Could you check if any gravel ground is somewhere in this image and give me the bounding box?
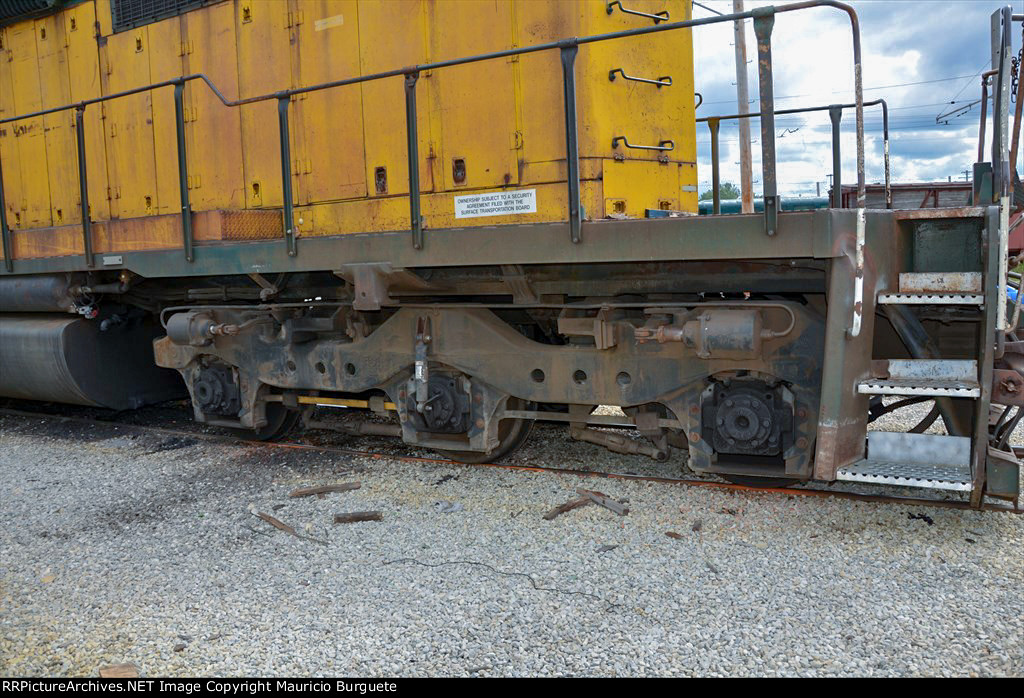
[0,404,1022,677]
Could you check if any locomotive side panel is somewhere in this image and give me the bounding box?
[0,0,697,258]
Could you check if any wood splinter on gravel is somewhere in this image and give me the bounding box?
[333,511,382,524]
[289,482,361,498]
[254,511,327,545]
[98,664,139,678]
[543,495,592,520]
[576,488,629,516]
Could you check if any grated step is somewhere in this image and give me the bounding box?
[858,359,980,397]
[836,432,973,491]
[877,292,983,306]
[836,459,972,491]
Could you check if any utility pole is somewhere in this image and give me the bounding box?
[733,0,754,213]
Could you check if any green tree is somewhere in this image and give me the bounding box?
[699,182,741,201]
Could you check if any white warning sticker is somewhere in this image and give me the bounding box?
[314,14,344,31]
[454,188,537,219]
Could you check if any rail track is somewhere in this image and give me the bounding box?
[0,404,1020,515]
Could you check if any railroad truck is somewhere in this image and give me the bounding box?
[0,0,1020,508]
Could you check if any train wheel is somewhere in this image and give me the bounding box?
[446,398,535,464]
[232,403,300,442]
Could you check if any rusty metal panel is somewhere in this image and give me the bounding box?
[34,15,78,228]
[0,26,26,233]
[427,0,518,191]
[146,16,184,217]
[184,1,244,212]
[6,20,50,228]
[356,0,432,197]
[235,0,291,209]
[293,0,367,204]
[65,2,110,223]
[899,271,983,293]
[101,27,158,219]
[216,210,284,240]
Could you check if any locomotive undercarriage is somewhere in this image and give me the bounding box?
[0,207,1019,501]
[142,261,827,484]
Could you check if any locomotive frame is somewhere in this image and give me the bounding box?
[0,1,1020,507]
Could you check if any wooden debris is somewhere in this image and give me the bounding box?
[333,511,382,524]
[665,531,683,540]
[289,482,361,498]
[576,488,629,516]
[98,664,138,679]
[256,512,298,536]
[543,496,592,520]
[254,511,328,545]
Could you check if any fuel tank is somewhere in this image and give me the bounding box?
[0,314,184,409]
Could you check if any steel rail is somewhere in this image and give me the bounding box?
[0,1,864,270]
[0,406,1017,515]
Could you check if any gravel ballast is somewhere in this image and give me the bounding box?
[0,409,1022,677]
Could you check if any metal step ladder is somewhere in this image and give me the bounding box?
[838,271,986,492]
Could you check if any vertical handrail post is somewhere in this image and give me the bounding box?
[880,99,891,208]
[277,95,297,257]
[560,43,582,244]
[992,7,1013,334]
[75,105,94,267]
[404,72,423,250]
[978,74,990,164]
[174,81,194,263]
[0,149,11,272]
[708,118,721,215]
[752,8,777,236]
[828,105,843,208]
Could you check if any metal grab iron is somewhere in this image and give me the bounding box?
[608,68,673,87]
[606,1,669,24]
[612,136,675,151]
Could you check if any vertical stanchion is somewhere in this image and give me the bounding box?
[0,151,11,272]
[752,9,777,235]
[828,105,843,208]
[277,96,296,257]
[561,44,582,244]
[709,118,721,215]
[174,81,194,263]
[75,106,94,267]
[405,73,423,250]
[880,100,891,209]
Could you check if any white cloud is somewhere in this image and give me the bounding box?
[691,0,1021,197]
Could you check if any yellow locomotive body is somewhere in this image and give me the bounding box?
[0,0,697,261]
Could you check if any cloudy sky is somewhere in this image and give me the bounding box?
[691,0,1024,197]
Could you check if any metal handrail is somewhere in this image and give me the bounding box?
[697,98,890,213]
[0,0,865,273]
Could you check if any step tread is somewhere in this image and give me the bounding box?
[857,378,981,397]
[860,359,980,397]
[898,271,982,294]
[877,292,984,305]
[837,459,972,491]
